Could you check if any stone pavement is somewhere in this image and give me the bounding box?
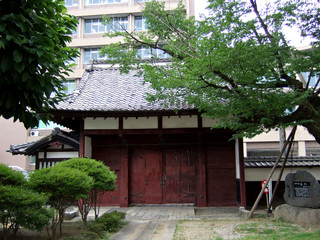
[85,205,241,240]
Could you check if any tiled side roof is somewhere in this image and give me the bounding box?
[8,128,79,155]
[56,68,194,112]
[245,156,320,168]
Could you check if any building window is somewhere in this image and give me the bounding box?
[65,0,78,7]
[134,16,148,31]
[63,80,76,94]
[106,17,128,32]
[84,48,108,63]
[85,17,128,34]
[30,156,36,165]
[137,46,170,59]
[85,0,128,5]
[85,19,106,34]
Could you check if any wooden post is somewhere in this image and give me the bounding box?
[79,118,85,158]
[120,146,129,207]
[197,145,207,207]
[238,138,247,207]
[267,131,296,212]
[247,126,297,218]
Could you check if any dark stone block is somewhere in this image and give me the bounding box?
[284,170,320,209]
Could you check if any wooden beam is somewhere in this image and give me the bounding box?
[197,144,207,207]
[120,146,129,207]
[79,118,85,158]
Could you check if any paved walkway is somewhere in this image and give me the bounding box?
[85,205,241,240]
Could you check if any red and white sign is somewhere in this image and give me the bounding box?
[261,179,269,193]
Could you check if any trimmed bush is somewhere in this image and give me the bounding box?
[87,211,126,233]
[56,158,117,223]
[0,163,26,186]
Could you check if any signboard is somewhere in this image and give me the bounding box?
[261,179,269,193]
[294,182,311,198]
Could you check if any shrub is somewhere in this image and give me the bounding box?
[28,165,94,240]
[87,211,126,233]
[56,158,117,223]
[0,163,26,186]
[0,185,52,238]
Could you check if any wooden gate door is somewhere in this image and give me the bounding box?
[163,149,196,204]
[92,147,121,206]
[206,146,236,206]
[129,149,162,204]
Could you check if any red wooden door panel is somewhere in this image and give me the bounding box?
[163,149,196,204]
[145,150,162,203]
[206,146,236,206]
[129,149,162,204]
[92,147,121,206]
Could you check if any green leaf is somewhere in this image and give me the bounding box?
[13,50,23,63]
[1,57,11,72]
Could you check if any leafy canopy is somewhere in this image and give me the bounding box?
[102,0,320,142]
[0,0,78,128]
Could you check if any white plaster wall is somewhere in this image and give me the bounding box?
[163,115,198,128]
[85,136,92,158]
[46,152,78,159]
[84,117,118,129]
[202,116,218,128]
[124,117,157,129]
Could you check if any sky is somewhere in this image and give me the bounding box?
[193,0,312,47]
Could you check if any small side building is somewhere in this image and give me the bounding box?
[8,128,79,169]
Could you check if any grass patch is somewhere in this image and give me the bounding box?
[173,218,320,240]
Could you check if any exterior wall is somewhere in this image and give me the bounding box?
[245,167,320,182]
[0,117,29,170]
[65,0,195,79]
[36,148,79,169]
[243,126,320,157]
[83,114,244,207]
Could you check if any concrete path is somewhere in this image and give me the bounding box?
[85,205,241,240]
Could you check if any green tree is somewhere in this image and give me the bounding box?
[102,0,320,142]
[57,158,117,223]
[0,0,78,128]
[28,166,94,240]
[0,164,26,186]
[0,164,52,240]
[0,185,52,240]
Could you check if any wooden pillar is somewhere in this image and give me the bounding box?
[35,153,40,170]
[197,144,207,207]
[79,118,85,158]
[120,146,129,207]
[238,138,246,207]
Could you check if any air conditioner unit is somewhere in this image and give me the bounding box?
[30,130,39,137]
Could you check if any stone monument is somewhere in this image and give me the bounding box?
[284,170,320,209]
[274,170,320,226]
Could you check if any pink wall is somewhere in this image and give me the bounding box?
[0,117,29,170]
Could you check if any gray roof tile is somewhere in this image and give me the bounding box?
[56,68,194,112]
[245,156,320,168]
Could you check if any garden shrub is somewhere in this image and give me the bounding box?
[0,163,26,186]
[0,169,52,239]
[87,211,126,233]
[28,165,94,240]
[57,158,117,223]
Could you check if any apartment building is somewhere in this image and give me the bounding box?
[64,0,195,79]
